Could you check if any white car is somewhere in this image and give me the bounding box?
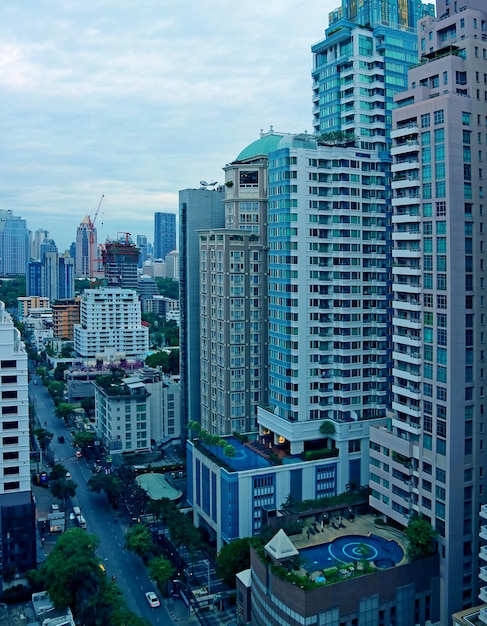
[145,591,160,608]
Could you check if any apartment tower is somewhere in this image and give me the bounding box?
[369,0,487,620]
[154,212,176,260]
[0,301,36,581]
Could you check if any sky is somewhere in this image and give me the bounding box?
[0,0,337,251]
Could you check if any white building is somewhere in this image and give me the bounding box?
[74,288,148,359]
[0,301,36,579]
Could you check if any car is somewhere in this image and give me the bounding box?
[75,450,83,458]
[145,591,160,608]
[65,472,71,480]
[98,563,106,572]
[58,435,65,443]
[33,380,38,385]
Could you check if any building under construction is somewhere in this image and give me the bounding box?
[102,236,140,290]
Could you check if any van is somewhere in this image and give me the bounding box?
[78,515,87,529]
[72,506,81,517]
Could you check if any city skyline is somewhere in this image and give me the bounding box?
[0,0,338,250]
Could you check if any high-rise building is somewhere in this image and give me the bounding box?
[30,229,49,260]
[74,288,148,358]
[179,189,225,432]
[26,260,42,297]
[75,215,97,278]
[198,137,279,435]
[0,301,36,580]
[52,299,80,340]
[58,253,75,300]
[136,235,148,268]
[40,239,59,304]
[154,212,176,259]
[369,0,487,619]
[0,211,29,277]
[102,239,140,290]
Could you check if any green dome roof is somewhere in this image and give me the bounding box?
[235,133,284,162]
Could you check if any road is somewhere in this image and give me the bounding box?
[30,375,175,625]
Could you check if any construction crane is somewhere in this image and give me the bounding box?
[117,231,131,245]
[89,195,104,280]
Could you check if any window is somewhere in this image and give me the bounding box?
[0,360,16,369]
[421,113,431,128]
[434,110,444,124]
[4,481,20,491]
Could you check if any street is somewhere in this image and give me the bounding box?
[30,375,180,625]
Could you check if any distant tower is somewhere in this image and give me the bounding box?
[75,215,97,278]
[26,260,42,297]
[30,229,49,260]
[102,238,140,290]
[136,235,148,268]
[0,210,29,276]
[154,212,176,259]
[58,253,75,300]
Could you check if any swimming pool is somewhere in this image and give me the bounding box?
[300,534,404,572]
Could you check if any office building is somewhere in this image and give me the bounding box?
[75,215,97,278]
[30,229,49,260]
[0,211,29,277]
[102,239,140,290]
[58,253,75,300]
[179,188,225,431]
[0,301,36,581]
[136,235,148,267]
[26,260,42,297]
[165,250,180,280]
[74,288,148,359]
[369,0,487,620]
[154,212,176,259]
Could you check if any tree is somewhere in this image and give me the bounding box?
[55,402,76,423]
[0,276,26,309]
[216,538,254,586]
[47,380,65,402]
[406,513,438,561]
[145,351,170,370]
[72,430,96,451]
[34,427,53,451]
[80,397,95,416]
[319,420,336,436]
[148,556,175,595]
[50,476,77,510]
[88,473,122,505]
[53,363,69,381]
[39,529,102,610]
[148,497,176,527]
[155,277,179,300]
[124,525,155,563]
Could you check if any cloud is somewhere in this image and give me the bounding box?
[0,0,333,248]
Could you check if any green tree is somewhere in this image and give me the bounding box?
[319,420,336,436]
[47,380,65,402]
[163,322,179,347]
[88,473,122,505]
[0,276,26,309]
[40,529,102,610]
[34,427,53,451]
[148,497,176,527]
[55,402,76,423]
[145,351,170,370]
[148,556,175,595]
[53,363,70,381]
[216,537,253,586]
[124,525,155,563]
[50,476,77,510]
[80,397,95,416]
[155,277,179,300]
[72,430,96,450]
[406,513,438,561]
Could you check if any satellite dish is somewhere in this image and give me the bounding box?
[200,180,209,186]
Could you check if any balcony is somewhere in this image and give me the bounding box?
[480,607,487,625]
[481,504,487,520]
[479,545,487,561]
[480,587,487,603]
[481,525,487,541]
[391,125,419,139]
[480,566,487,583]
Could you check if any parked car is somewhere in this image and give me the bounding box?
[75,450,83,458]
[58,435,65,443]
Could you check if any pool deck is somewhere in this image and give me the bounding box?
[289,513,407,560]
